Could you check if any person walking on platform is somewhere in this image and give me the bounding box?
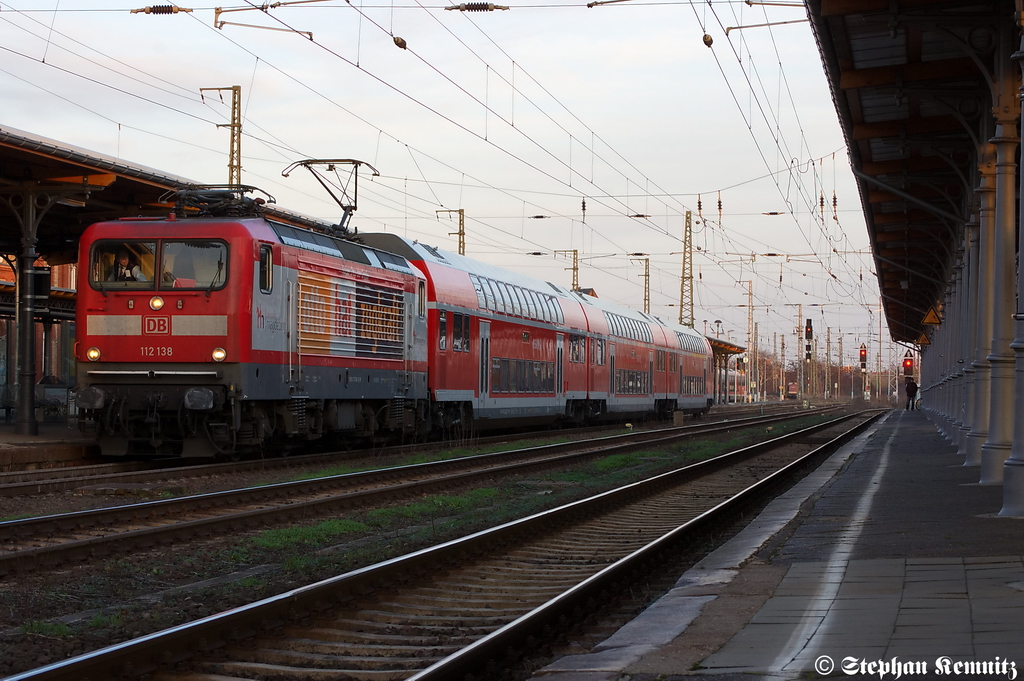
[904,377,918,410]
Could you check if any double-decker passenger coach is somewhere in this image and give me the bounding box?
[361,234,714,432]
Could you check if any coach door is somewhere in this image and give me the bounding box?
[649,351,655,397]
[556,333,565,397]
[609,343,616,395]
[478,322,490,409]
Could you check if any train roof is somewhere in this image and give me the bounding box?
[267,220,418,278]
[360,233,710,350]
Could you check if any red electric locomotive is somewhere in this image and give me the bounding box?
[360,234,714,431]
[75,189,429,457]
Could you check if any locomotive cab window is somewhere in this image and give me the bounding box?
[161,240,228,290]
[92,241,156,288]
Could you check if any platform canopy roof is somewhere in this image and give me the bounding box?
[807,0,1006,344]
[0,125,333,266]
[708,337,746,356]
[0,125,197,265]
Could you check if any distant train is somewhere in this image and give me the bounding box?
[74,188,714,457]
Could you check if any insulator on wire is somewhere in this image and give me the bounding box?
[832,191,838,221]
[131,5,192,13]
[445,3,509,9]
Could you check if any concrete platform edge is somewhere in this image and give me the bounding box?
[532,412,894,680]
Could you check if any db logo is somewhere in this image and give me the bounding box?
[143,316,170,335]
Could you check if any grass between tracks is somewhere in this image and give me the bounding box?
[0,413,833,675]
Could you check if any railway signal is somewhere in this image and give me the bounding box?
[903,352,914,376]
[859,344,868,373]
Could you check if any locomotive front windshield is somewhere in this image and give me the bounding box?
[91,240,228,290]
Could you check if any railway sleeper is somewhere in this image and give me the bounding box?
[338,607,511,627]
[386,590,550,606]
[253,637,462,658]
[329,615,497,637]
[403,585,567,602]
[295,625,456,646]
[195,658,423,677]
[429,573,587,589]
[363,599,535,618]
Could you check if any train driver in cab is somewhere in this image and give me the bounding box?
[109,249,146,282]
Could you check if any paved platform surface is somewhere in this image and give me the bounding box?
[0,419,97,469]
[0,419,90,446]
[534,410,1024,680]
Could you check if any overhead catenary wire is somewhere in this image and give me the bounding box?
[0,0,883,343]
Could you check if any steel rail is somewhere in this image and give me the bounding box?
[409,410,884,680]
[0,403,806,497]
[5,409,881,681]
[0,408,836,574]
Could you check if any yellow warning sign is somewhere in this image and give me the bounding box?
[922,307,941,325]
[917,333,931,345]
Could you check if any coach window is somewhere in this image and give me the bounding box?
[258,244,273,294]
[510,286,523,316]
[463,313,471,352]
[93,241,156,288]
[453,312,464,352]
[524,290,538,319]
[480,279,493,311]
[496,282,511,314]
[470,275,486,308]
[438,310,448,351]
[488,282,501,312]
[418,282,426,317]
[491,358,501,393]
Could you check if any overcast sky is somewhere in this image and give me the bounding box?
[1,0,892,370]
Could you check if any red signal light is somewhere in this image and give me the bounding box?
[903,355,914,375]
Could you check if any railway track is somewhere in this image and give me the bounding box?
[0,407,835,575]
[0,402,805,497]
[7,409,883,681]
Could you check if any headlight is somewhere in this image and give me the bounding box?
[86,347,101,362]
[212,347,227,362]
[150,296,164,310]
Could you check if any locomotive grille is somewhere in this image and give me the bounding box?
[298,274,405,359]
